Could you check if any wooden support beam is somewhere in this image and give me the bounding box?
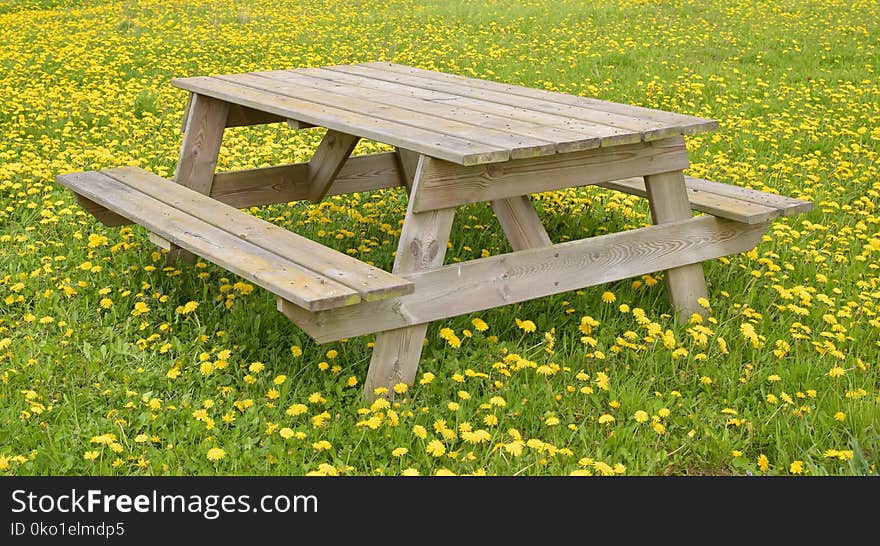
[491,196,552,251]
[644,170,709,321]
[171,93,229,264]
[279,215,767,342]
[306,129,360,202]
[363,156,455,399]
[411,137,689,212]
[395,147,421,192]
[73,194,129,227]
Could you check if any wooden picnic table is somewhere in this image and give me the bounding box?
[57,62,812,398]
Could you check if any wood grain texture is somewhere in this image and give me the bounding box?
[172,75,508,165]
[364,155,455,399]
[361,62,719,136]
[492,196,552,251]
[57,171,361,311]
[395,148,421,191]
[598,177,779,224]
[683,177,813,215]
[306,129,360,202]
[213,152,403,206]
[209,151,404,208]
[262,69,603,153]
[102,166,413,302]
[412,137,690,212]
[234,72,558,160]
[332,64,682,139]
[279,215,767,342]
[645,170,709,320]
[175,93,228,195]
[73,194,129,226]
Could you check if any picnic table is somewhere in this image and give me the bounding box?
[57,62,812,398]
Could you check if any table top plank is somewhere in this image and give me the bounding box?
[364,62,719,136]
[172,76,510,165]
[331,64,685,140]
[296,67,641,147]
[221,73,558,160]
[172,62,719,165]
[258,69,602,153]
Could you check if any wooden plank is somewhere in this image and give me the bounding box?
[307,129,360,202]
[262,69,603,153]
[492,196,552,251]
[279,215,767,342]
[176,93,228,195]
[364,155,455,399]
[227,73,557,160]
[363,62,719,136]
[329,64,681,141]
[395,148,420,192]
[179,92,193,134]
[209,151,404,208]
[57,171,360,311]
[412,136,690,212]
[287,119,316,130]
[73,193,130,227]
[172,76,508,166]
[645,170,709,320]
[683,177,813,215]
[102,166,413,302]
[291,67,631,148]
[598,177,779,224]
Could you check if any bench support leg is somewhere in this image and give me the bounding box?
[365,155,455,400]
[307,129,360,202]
[644,170,710,321]
[168,93,230,264]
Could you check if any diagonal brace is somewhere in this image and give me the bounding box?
[307,129,360,202]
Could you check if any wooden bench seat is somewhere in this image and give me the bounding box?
[56,166,414,311]
[598,176,812,224]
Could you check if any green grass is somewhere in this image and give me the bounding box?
[0,0,878,476]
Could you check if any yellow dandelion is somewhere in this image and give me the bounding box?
[515,318,536,333]
[206,448,225,462]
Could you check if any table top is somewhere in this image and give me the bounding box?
[173,62,718,166]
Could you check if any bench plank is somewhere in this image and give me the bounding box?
[597,176,812,223]
[57,171,361,311]
[101,167,413,302]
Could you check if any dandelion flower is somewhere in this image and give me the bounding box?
[206,448,225,462]
[789,460,804,474]
[391,447,408,457]
[426,440,446,457]
[601,291,616,303]
[633,410,649,423]
[471,318,489,332]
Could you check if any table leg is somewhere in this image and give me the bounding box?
[644,170,709,320]
[365,155,455,399]
[168,93,229,263]
[491,195,552,251]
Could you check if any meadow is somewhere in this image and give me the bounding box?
[0,0,878,476]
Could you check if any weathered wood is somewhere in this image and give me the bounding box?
[102,166,413,302]
[176,93,229,195]
[209,151,404,208]
[598,177,779,224]
[225,104,286,127]
[172,76,508,166]
[287,119,316,130]
[292,67,629,149]
[412,137,690,212]
[307,129,360,202]
[279,215,767,342]
[57,171,361,311]
[173,93,229,263]
[332,64,683,140]
[395,148,420,191]
[264,69,603,153]
[492,196,552,251]
[683,177,813,215]
[364,156,455,399]
[73,194,129,226]
[179,92,193,134]
[362,62,719,136]
[230,72,558,160]
[645,170,709,320]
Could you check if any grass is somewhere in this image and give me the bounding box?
[0,0,878,476]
